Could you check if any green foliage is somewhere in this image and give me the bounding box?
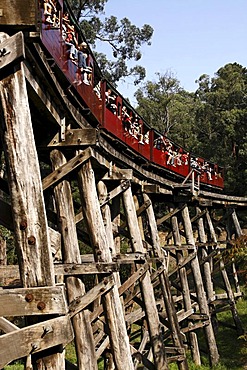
[67,0,153,85]
[135,63,247,195]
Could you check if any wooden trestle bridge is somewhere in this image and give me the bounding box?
[0,31,246,370]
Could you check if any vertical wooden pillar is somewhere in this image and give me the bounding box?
[231,209,242,294]
[50,150,97,370]
[77,159,134,370]
[143,194,189,370]
[122,186,168,370]
[111,196,121,255]
[0,64,64,369]
[181,206,219,366]
[170,209,201,366]
[196,207,215,302]
[0,236,6,286]
[205,210,244,336]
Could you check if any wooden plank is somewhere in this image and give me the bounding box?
[50,148,97,369]
[102,168,133,180]
[75,180,131,224]
[23,63,62,126]
[48,129,97,147]
[0,32,25,70]
[0,285,68,316]
[0,0,36,26]
[69,276,115,318]
[54,262,119,275]
[77,159,135,370]
[122,186,168,370]
[0,316,74,369]
[42,148,92,190]
[156,204,186,226]
[0,317,19,333]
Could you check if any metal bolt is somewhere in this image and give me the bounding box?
[37,301,46,311]
[28,236,36,245]
[20,220,27,230]
[25,293,34,302]
[43,325,53,335]
[31,342,39,351]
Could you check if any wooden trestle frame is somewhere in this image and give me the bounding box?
[0,31,246,370]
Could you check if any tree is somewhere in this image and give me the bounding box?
[194,63,247,195]
[67,0,153,85]
[135,72,198,150]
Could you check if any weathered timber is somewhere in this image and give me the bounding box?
[0,316,74,369]
[50,149,97,370]
[69,276,115,317]
[90,263,149,322]
[205,210,244,336]
[0,317,19,333]
[75,179,131,224]
[143,193,189,370]
[122,186,168,370]
[0,285,67,316]
[0,234,6,285]
[196,207,215,302]
[54,262,119,275]
[48,129,97,147]
[170,208,201,366]
[0,63,54,287]
[181,206,220,366]
[0,32,25,70]
[231,209,242,294]
[43,148,92,190]
[77,159,134,370]
[23,62,62,126]
[156,204,186,226]
[0,61,64,369]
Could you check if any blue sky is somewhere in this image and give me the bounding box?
[98,0,247,106]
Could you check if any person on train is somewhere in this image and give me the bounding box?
[76,42,91,85]
[62,13,78,61]
[202,161,212,180]
[122,106,132,134]
[105,89,117,113]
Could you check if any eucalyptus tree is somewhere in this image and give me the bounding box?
[195,63,247,195]
[67,0,153,85]
[135,72,198,150]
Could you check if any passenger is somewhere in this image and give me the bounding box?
[122,106,131,134]
[181,152,189,165]
[175,151,182,166]
[43,0,53,24]
[105,89,117,113]
[137,121,144,144]
[75,42,91,85]
[202,161,212,180]
[144,131,149,144]
[62,14,78,61]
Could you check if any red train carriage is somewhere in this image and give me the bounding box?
[0,0,224,190]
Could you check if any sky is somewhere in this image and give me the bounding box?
[98,0,247,106]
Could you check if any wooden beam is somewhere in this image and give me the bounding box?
[0,316,74,369]
[48,129,97,147]
[156,204,186,226]
[102,168,133,180]
[0,285,68,316]
[68,276,115,318]
[54,262,120,275]
[42,148,92,190]
[0,32,25,70]
[23,63,62,125]
[75,179,131,224]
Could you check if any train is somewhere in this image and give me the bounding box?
[0,0,224,190]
